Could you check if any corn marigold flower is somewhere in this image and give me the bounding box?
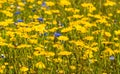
[58,36,69,41]
[20,67,29,72]
[58,51,72,56]
[104,0,116,6]
[35,62,45,69]
[69,65,76,70]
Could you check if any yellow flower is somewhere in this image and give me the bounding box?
[33,24,46,33]
[1,65,5,69]
[102,41,114,45]
[47,36,54,40]
[74,40,85,47]
[89,59,97,63]
[114,37,118,41]
[74,8,80,13]
[0,68,3,73]
[46,1,55,6]
[52,20,57,25]
[18,2,25,7]
[4,62,8,65]
[45,10,52,15]
[53,58,62,63]
[58,51,72,56]
[27,0,34,3]
[37,1,42,5]
[51,10,60,14]
[69,66,76,70]
[17,44,31,49]
[103,47,114,55]
[115,30,120,36]
[108,13,113,16]
[1,10,13,17]
[81,3,96,13]
[49,27,58,32]
[91,42,98,47]
[84,36,94,41]
[45,52,55,57]
[35,62,45,69]
[74,25,87,33]
[114,49,120,54]
[117,9,120,14]
[30,68,36,73]
[9,66,13,69]
[65,8,74,12]
[20,67,28,72]
[58,70,64,74]
[104,32,111,37]
[58,36,69,41]
[59,0,71,6]
[0,4,2,8]
[33,51,40,56]
[33,15,39,19]
[104,0,116,6]
[61,27,73,33]
[114,43,119,47]
[102,73,107,74]
[73,14,83,19]
[83,50,94,59]
[34,47,44,51]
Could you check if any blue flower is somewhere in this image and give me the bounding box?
[32,9,36,12]
[38,18,43,21]
[109,56,115,61]
[42,2,46,7]
[44,32,48,36]
[17,19,23,22]
[54,32,61,37]
[15,11,20,15]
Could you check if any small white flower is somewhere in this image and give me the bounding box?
[1,54,5,58]
[109,56,115,60]
[17,6,21,9]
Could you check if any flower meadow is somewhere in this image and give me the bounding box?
[0,0,120,74]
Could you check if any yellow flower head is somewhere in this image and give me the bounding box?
[104,0,116,6]
[35,62,45,69]
[20,67,28,72]
[58,51,72,56]
[58,36,69,41]
[59,0,71,6]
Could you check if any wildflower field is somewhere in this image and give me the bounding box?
[0,0,120,74]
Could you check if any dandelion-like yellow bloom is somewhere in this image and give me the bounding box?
[35,62,45,69]
[69,65,76,70]
[46,1,55,6]
[59,0,71,6]
[20,67,29,72]
[104,0,116,6]
[58,36,69,41]
[84,36,94,41]
[58,51,72,56]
